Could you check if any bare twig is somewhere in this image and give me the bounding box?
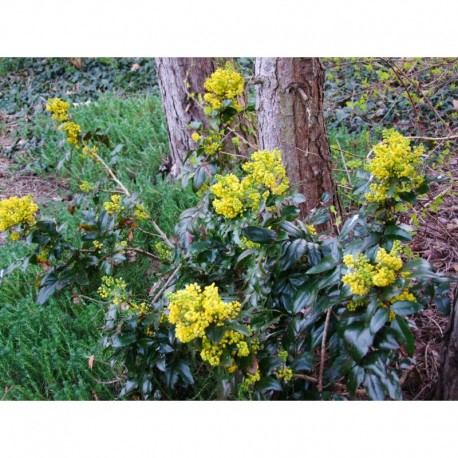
[406,135,458,142]
[336,139,353,186]
[127,247,160,261]
[150,264,181,306]
[90,149,131,197]
[318,308,332,393]
[150,220,174,249]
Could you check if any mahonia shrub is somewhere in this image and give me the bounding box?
[0,64,451,400]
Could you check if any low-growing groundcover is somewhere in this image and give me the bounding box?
[1,62,452,401]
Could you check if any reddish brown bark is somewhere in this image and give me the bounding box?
[255,58,338,220]
[155,58,216,170]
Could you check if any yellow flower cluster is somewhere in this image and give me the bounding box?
[167,283,241,343]
[203,63,244,113]
[81,145,98,159]
[307,225,317,236]
[390,289,416,303]
[276,367,293,382]
[129,301,150,315]
[79,181,95,193]
[98,276,127,306]
[240,236,260,250]
[242,149,290,196]
[191,131,223,156]
[365,130,425,203]
[0,195,39,233]
[211,174,247,218]
[103,195,124,215]
[93,240,104,252]
[134,203,150,221]
[58,121,81,147]
[46,98,70,122]
[343,243,404,295]
[210,149,289,218]
[240,369,261,392]
[154,241,173,263]
[347,298,367,312]
[278,350,288,362]
[200,329,249,367]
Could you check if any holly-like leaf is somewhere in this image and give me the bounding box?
[242,226,277,244]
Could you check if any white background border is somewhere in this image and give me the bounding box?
[1,0,457,456]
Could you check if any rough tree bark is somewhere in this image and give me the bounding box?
[435,286,458,399]
[155,58,216,171]
[255,58,338,219]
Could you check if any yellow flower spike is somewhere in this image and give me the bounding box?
[365,130,425,204]
[203,63,245,113]
[0,195,39,233]
[58,121,81,147]
[167,283,241,344]
[46,98,70,122]
[103,195,124,215]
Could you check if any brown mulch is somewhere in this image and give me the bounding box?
[404,148,458,399]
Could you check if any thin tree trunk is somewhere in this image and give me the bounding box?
[255,58,338,220]
[155,58,216,173]
[435,286,458,399]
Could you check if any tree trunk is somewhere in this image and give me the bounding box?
[435,286,458,399]
[255,58,338,220]
[155,58,216,172]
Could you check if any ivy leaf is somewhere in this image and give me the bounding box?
[242,226,277,244]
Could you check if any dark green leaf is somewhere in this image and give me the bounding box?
[242,226,277,244]
[392,316,415,355]
[192,166,207,192]
[290,352,314,371]
[290,282,318,314]
[370,308,389,334]
[391,300,422,316]
[257,376,283,393]
[343,322,374,362]
[306,256,338,274]
[205,324,226,344]
[364,374,385,400]
[227,322,251,336]
[384,225,412,242]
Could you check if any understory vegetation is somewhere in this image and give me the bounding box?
[0,58,455,400]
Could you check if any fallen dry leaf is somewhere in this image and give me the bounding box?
[88,355,95,370]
